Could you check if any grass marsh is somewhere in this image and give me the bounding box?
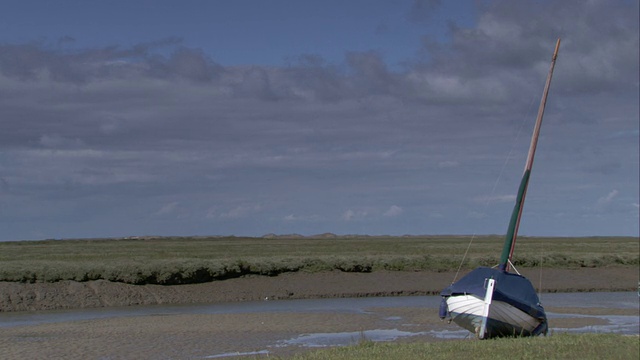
[0,235,637,285]
[290,333,639,360]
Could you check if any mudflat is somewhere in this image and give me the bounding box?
[1,267,637,312]
[0,267,637,359]
[3,305,635,360]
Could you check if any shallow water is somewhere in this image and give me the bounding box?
[539,291,639,309]
[1,292,636,328]
[0,295,442,328]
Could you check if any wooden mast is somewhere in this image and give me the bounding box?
[499,38,561,272]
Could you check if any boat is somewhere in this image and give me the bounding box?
[438,39,561,339]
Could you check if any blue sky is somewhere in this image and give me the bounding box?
[0,0,638,241]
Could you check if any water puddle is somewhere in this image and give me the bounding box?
[204,350,269,358]
[548,313,640,335]
[279,328,427,348]
[426,329,471,339]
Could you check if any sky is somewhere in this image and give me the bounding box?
[0,0,638,241]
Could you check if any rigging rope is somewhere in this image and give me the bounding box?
[450,97,537,284]
[538,239,545,300]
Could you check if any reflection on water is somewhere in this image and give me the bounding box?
[204,350,269,359]
[427,329,472,339]
[280,329,428,348]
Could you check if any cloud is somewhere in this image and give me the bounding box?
[218,204,263,219]
[39,134,84,148]
[342,209,369,221]
[407,0,442,23]
[342,209,355,221]
[164,47,222,83]
[596,189,619,207]
[154,202,180,216]
[0,0,637,239]
[383,205,404,217]
[0,40,220,85]
[419,0,639,100]
[283,214,321,222]
[346,51,398,96]
[0,0,636,114]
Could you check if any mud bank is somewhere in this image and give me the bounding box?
[1,267,637,312]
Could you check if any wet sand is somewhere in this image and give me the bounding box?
[1,267,637,312]
[1,312,391,359]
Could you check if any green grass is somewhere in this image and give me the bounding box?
[289,334,640,360]
[0,235,637,284]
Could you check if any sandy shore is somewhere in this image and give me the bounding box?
[1,267,637,312]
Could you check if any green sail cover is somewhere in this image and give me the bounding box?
[499,169,531,269]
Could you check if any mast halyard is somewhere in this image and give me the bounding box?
[498,39,561,272]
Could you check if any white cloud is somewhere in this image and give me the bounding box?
[39,134,84,148]
[342,209,369,221]
[383,205,403,217]
[342,209,355,221]
[283,214,321,222]
[219,204,263,219]
[154,202,180,216]
[596,189,619,207]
